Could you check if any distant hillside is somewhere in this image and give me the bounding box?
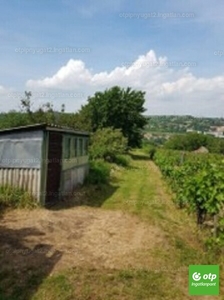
[144,115,224,133]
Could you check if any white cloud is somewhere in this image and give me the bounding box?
[26,50,224,116]
[0,85,6,93]
[27,60,92,89]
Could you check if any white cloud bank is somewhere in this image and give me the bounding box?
[20,50,224,116]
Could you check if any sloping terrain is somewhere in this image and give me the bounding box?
[0,153,223,300]
[0,208,165,273]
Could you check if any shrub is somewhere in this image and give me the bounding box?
[113,154,131,167]
[89,127,128,162]
[0,185,37,209]
[85,160,111,185]
[149,146,157,160]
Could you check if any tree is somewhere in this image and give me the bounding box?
[165,133,208,151]
[77,86,147,147]
[20,91,63,125]
[0,111,30,129]
[20,91,33,114]
[165,132,224,154]
[20,91,35,123]
[89,127,128,161]
[0,91,81,130]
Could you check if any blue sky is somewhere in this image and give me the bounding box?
[0,0,224,116]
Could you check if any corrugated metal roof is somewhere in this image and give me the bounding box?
[0,123,89,136]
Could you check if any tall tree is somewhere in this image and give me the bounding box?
[77,86,147,147]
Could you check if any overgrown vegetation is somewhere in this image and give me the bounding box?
[85,160,111,185]
[89,127,128,162]
[154,149,224,248]
[141,141,157,160]
[0,185,37,210]
[112,154,131,167]
[86,127,130,185]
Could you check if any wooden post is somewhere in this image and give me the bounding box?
[213,214,218,238]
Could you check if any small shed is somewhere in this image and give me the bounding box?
[0,123,89,205]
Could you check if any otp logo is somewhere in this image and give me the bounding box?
[192,272,217,282]
[192,272,201,281]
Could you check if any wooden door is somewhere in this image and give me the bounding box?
[45,132,62,205]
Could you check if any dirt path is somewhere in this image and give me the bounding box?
[0,207,165,274]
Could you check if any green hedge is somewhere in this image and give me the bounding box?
[85,160,111,185]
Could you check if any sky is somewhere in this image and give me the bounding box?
[0,0,224,117]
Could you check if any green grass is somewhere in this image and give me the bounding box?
[32,274,73,300]
[32,267,182,300]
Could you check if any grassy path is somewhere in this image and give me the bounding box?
[87,152,223,299]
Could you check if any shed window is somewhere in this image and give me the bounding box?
[78,138,83,156]
[64,137,71,159]
[73,138,77,157]
[83,139,88,155]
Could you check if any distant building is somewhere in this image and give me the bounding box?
[209,126,224,133]
[143,133,153,139]
[204,131,224,138]
[186,129,203,134]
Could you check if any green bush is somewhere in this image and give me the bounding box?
[89,127,128,162]
[148,147,157,160]
[85,160,111,185]
[0,185,37,209]
[141,143,157,160]
[113,154,131,167]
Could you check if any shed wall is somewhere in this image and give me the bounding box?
[0,130,43,202]
[60,134,89,199]
[0,130,43,168]
[0,168,41,200]
[60,162,89,198]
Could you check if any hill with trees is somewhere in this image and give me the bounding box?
[145,115,224,133]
